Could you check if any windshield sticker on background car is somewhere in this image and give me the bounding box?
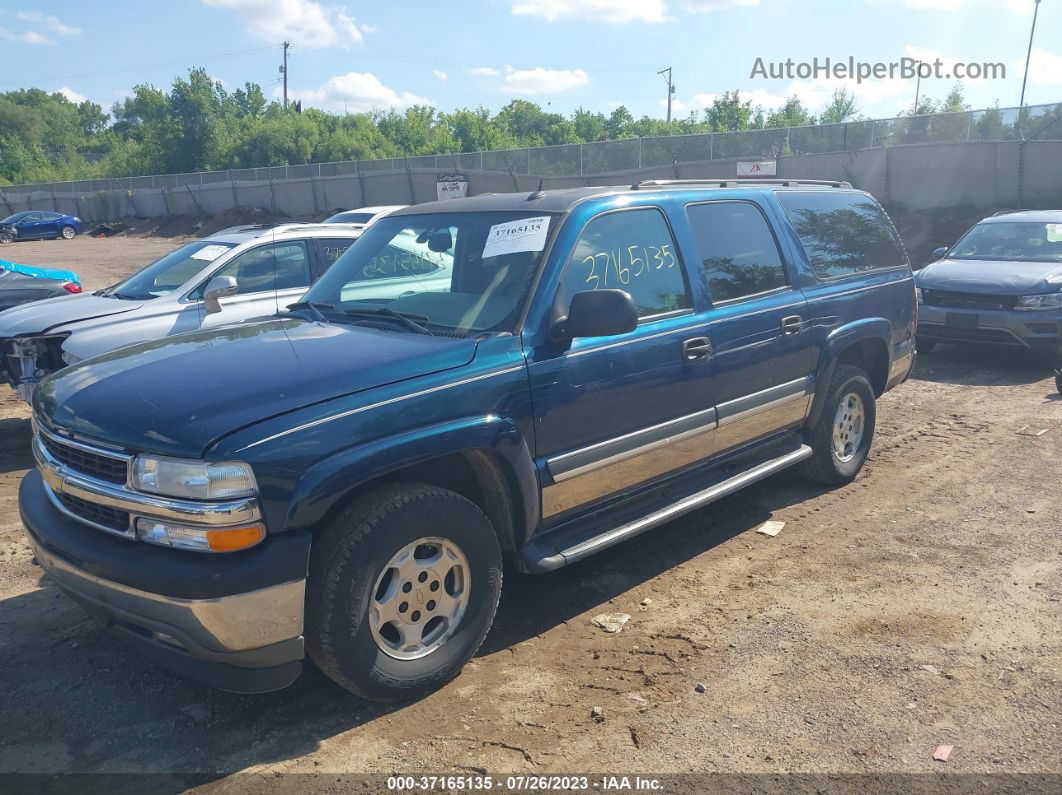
[1047,224,1062,243]
[481,216,550,259]
[190,244,232,261]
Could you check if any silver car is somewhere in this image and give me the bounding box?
[0,223,365,401]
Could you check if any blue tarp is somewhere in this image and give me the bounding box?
[0,260,81,284]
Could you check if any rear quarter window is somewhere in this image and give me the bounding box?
[776,191,909,280]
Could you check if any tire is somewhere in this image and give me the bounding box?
[799,364,877,486]
[306,483,503,701]
[916,336,937,354]
[60,225,77,240]
[1055,372,1062,395]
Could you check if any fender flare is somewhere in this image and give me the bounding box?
[283,414,539,544]
[807,318,892,427]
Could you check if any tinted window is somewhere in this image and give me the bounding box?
[776,192,908,279]
[318,238,358,267]
[326,212,373,224]
[686,202,788,302]
[558,208,690,319]
[210,241,312,295]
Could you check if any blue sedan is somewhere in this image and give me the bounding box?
[0,211,84,242]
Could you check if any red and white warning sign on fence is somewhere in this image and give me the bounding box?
[737,160,778,177]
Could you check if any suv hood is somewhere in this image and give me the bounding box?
[0,293,142,336]
[916,258,1062,295]
[34,318,477,457]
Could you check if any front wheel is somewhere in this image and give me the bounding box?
[800,365,877,485]
[60,225,77,240]
[1055,371,1062,395]
[306,483,503,701]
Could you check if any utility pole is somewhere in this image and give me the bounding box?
[913,60,923,110]
[1020,0,1042,109]
[658,67,675,124]
[280,41,290,109]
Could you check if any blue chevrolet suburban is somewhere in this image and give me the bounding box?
[19,180,917,699]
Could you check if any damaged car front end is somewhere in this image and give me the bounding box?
[1,334,74,401]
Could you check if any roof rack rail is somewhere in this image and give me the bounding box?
[631,178,852,190]
[990,209,1036,217]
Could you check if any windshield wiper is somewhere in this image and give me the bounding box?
[344,305,434,335]
[287,300,335,322]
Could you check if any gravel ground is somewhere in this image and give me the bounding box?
[0,235,1059,787]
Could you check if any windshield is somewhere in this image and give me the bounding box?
[304,211,557,334]
[106,240,236,300]
[326,212,373,224]
[950,222,1062,263]
[1,212,30,224]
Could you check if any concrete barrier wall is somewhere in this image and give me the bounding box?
[2,140,1060,224]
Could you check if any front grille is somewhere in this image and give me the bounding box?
[40,432,128,485]
[922,289,1016,312]
[56,492,131,535]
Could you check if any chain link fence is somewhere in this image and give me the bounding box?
[2,102,1059,202]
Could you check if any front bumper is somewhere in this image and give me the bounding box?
[917,303,1062,366]
[19,470,310,693]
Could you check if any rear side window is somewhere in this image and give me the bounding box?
[558,208,691,319]
[318,238,357,268]
[685,202,788,302]
[776,192,908,279]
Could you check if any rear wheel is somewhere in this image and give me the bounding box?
[800,365,877,485]
[916,336,937,354]
[306,483,503,700]
[1055,371,1062,395]
[60,225,77,240]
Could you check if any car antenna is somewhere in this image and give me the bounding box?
[527,178,545,201]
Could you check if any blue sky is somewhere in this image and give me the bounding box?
[1,0,1060,121]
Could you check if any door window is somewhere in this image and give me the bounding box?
[685,202,789,303]
[207,241,311,295]
[317,238,358,270]
[557,208,690,319]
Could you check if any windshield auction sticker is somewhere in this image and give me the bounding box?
[482,216,550,259]
[190,244,231,261]
[1047,224,1062,243]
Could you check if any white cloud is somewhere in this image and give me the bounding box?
[1020,48,1062,86]
[289,71,430,111]
[511,0,667,24]
[685,0,759,12]
[503,67,590,95]
[58,86,86,103]
[433,69,448,81]
[0,28,56,45]
[900,0,965,9]
[202,0,370,48]
[14,11,81,35]
[469,66,500,77]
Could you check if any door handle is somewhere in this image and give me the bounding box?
[682,337,712,360]
[781,315,803,335]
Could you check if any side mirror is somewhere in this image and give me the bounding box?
[932,246,948,260]
[202,275,238,313]
[551,289,638,341]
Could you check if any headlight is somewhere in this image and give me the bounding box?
[1015,293,1062,310]
[915,287,924,304]
[132,456,258,499]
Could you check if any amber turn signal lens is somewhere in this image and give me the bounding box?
[206,525,266,552]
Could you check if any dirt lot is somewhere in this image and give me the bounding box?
[0,234,1059,786]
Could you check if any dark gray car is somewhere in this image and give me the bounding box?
[915,210,1062,392]
[0,268,81,313]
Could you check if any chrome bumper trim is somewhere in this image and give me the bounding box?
[28,534,305,653]
[33,436,261,530]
